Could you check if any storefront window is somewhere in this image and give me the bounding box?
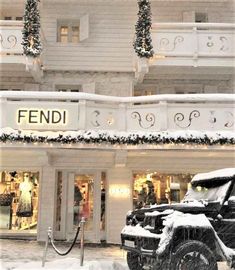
[133,172,193,209]
[55,172,62,231]
[0,171,39,231]
[73,174,94,231]
[100,172,106,231]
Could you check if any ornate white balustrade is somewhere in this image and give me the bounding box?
[0,20,23,55]
[0,91,234,133]
[150,23,235,67]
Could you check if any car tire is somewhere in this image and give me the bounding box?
[170,240,218,270]
[127,252,142,270]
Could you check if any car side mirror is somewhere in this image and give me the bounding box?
[228,196,235,208]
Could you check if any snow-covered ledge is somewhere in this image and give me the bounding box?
[0,91,234,147]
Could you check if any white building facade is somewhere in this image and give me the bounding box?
[0,0,234,244]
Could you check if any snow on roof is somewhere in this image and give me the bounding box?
[192,168,235,183]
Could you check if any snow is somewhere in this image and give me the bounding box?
[192,168,235,182]
[0,127,234,146]
[181,200,206,207]
[0,258,129,270]
[156,211,212,254]
[121,224,161,239]
[0,90,234,103]
[214,233,235,263]
[229,196,235,202]
[145,209,174,217]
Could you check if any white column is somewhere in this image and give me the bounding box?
[37,166,56,241]
[78,100,87,130]
[0,98,7,128]
[106,167,132,244]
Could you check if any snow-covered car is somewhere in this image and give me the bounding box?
[121,168,235,270]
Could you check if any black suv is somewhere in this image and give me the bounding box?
[121,168,235,270]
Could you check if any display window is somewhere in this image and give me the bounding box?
[100,172,106,231]
[0,171,39,232]
[133,172,193,209]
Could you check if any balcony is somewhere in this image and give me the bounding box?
[136,23,235,79]
[151,23,235,67]
[0,20,24,63]
[0,92,234,149]
[0,20,43,82]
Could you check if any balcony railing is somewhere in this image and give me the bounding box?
[0,20,23,56]
[0,91,234,134]
[150,23,235,67]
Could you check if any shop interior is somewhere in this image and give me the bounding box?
[73,174,94,231]
[0,171,39,232]
[133,172,193,209]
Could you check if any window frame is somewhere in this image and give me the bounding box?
[57,20,80,43]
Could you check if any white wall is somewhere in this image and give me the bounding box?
[42,71,134,96]
[37,166,56,241]
[41,2,136,72]
[41,0,235,72]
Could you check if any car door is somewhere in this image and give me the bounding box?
[217,181,235,249]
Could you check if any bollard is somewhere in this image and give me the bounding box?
[80,217,86,266]
[42,227,52,267]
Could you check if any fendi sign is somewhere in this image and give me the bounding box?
[7,102,78,130]
[17,109,67,125]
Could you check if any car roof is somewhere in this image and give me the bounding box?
[192,168,235,185]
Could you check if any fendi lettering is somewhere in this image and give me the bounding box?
[17,109,67,125]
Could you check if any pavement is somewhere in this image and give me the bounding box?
[0,239,232,270]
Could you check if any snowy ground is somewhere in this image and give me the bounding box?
[0,239,232,270]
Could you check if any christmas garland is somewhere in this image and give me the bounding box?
[0,129,234,146]
[133,0,154,58]
[22,0,42,57]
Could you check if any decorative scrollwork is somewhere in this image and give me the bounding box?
[91,110,100,127]
[224,111,234,128]
[131,112,155,129]
[220,36,229,52]
[174,110,200,128]
[0,34,17,49]
[157,36,184,51]
[106,113,114,126]
[209,111,216,126]
[206,36,214,48]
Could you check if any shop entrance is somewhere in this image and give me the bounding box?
[54,171,106,242]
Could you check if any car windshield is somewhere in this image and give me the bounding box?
[183,180,232,203]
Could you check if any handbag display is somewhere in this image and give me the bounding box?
[0,193,13,206]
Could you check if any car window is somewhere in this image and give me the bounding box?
[230,183,235,197]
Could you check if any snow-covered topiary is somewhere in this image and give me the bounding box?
[22,0,42,57]
[133,0,154,58]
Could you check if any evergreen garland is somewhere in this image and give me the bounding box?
[22,0,42,57]
[0,130,234,146]
[133,0,154,58]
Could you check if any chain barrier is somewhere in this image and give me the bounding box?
[42,217,86,267]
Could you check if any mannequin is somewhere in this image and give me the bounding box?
[16,173,33,229]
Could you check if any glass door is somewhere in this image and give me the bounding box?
[73,174,94,231]
[55,171,104,242]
